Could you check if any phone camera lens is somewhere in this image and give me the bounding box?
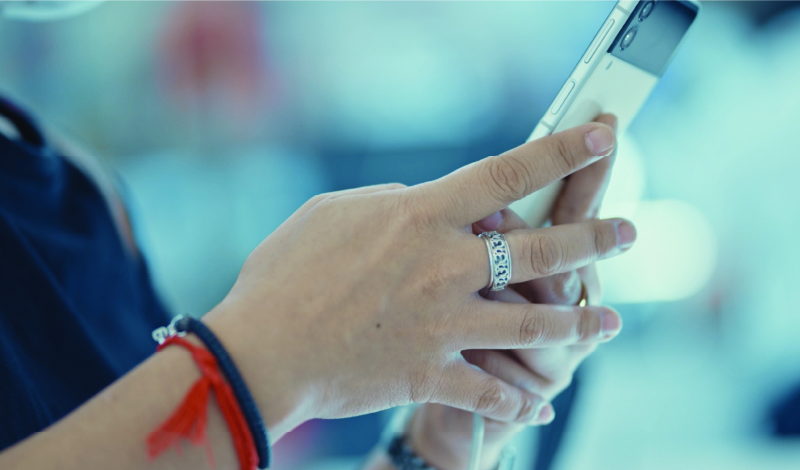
[639,1,655,21]
[620,26,637,50]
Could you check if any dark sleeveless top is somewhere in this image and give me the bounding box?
[0,96,169,450]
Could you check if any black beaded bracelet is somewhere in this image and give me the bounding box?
[173,315,272,469]
[387,435,436,470]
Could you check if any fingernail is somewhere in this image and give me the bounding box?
[601,309,622,339]
[477,211,503,231]
[614,219,637,251]
[585,127,615,156]
[532,404,555,425]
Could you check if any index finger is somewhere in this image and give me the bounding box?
[424,122,616,226]
[551,113,619,225]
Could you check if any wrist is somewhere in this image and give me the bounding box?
[203,303,314,441]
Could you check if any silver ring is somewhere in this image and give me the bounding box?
[478,231,512,291]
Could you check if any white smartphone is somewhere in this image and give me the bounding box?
[509,0,700,227]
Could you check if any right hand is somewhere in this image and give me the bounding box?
[407,114,626,470]
[204,121,633,440]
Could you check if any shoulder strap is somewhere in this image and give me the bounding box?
[0,96,45,148]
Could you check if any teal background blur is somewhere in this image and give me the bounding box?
[2,1,799,469]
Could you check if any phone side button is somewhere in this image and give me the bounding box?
[584,19,615,64]
[550,80,576,115]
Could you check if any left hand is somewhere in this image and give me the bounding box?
[409,114,627,470]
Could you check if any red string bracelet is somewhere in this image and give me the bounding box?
[147,335,258,470]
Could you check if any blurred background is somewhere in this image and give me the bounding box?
[2,1,799,469]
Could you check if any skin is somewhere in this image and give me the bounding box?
[0,119,635,470]
[389,115,624,470]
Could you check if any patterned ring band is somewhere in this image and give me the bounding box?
[478,231,512,291]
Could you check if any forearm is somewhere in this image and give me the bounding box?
[0,337,284,470]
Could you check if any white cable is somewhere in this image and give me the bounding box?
[466,412,485,470]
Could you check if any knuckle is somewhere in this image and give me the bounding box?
[547,273,578,304]
[312,192,332,203]
[529,235,563,277]
[552,137,577,174]
[409,364,440,404]
[419,263,452,300]
[310,192,341,212]
[594,221,617,256]
[515,394,537,422]
[486,155,530,203]
[476,378,507,414]
[415,245,464,302]
[303,192,331,210]
[396,192,438,232]
[519,311,549,347]
[593,225,605,258]
[577,307,603,341]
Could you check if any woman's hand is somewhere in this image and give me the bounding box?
[204,121,632,441]
[507,114,620,401]
[482,114,621,401]
[407,115,625,470]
